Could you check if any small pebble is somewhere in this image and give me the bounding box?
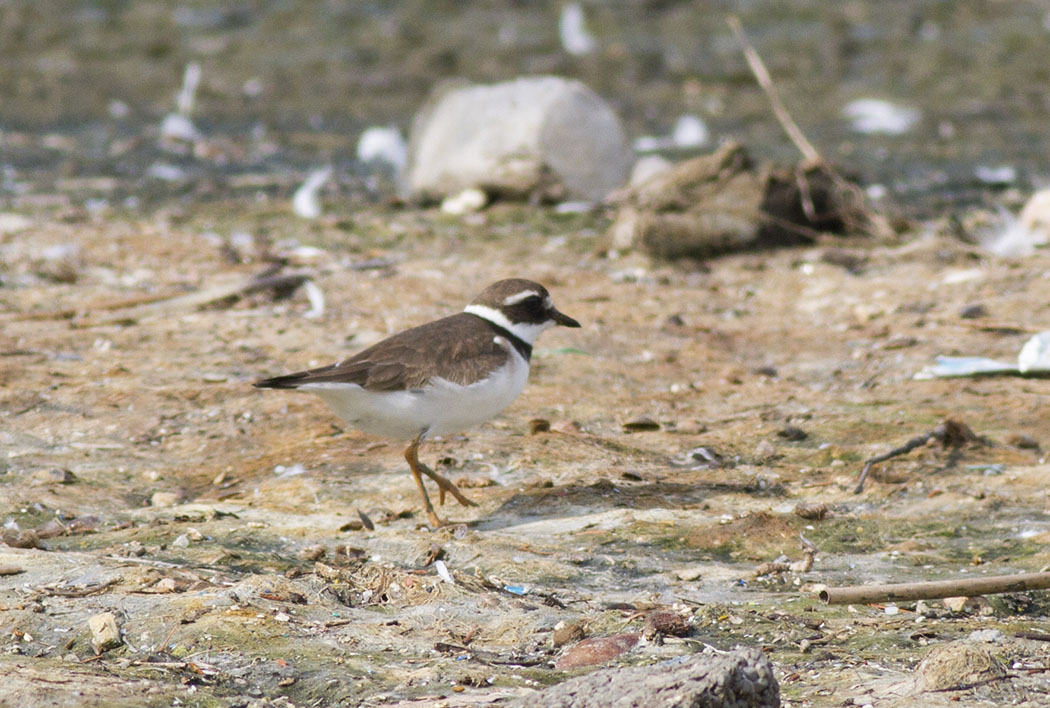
[959,304,987,319]
[754,440,776,459]
[794,502,829,520]
[622,416,660,433]
[777,425,808,441]
[32,468,77,485]
[552,621,586,647]
[88,612,122,653]
[675,567,703,582]
[150,491,179,507]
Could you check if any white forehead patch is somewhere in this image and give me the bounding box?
[502,290,541,306]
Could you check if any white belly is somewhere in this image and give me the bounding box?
[300,351,530,440]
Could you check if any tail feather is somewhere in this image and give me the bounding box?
[254,372,310,389]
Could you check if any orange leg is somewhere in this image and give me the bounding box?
[405,435,444,527]
[418,462,478,508]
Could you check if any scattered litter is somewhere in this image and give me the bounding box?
[915,330,1050,379]
[0,212,34,235]
[434,560,454,585]
[175,61,202,115]
[1018,330,1050,372]
[634,115,710,152]
[974,164,1016,185]
[145,162,187,182]
[159,62,203,147]
[553,200,594,214]
[302,280,325,319]
[842,98,920,135]
[292,166,333,219]
[672,114,709,148]
[440,187,487,215]
[159,113,200,144]
[502,584,529,595]
[628,155,672,187]
[356,126,407,170]
[274,464,306,478]
[559,2,596,56]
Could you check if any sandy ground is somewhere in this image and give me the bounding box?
[3,203,1050,707]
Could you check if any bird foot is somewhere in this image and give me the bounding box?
[418,463,479,508]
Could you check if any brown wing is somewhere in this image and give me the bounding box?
[254,313,510,392]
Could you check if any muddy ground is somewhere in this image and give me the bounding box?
[3,201,1050,707]
[5,1,1050,706]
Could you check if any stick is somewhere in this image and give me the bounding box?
[2,269,313,324]
[726,16,822,166]
[854,431,935,494]
[854,418,978,494]
[820,571,1050,604]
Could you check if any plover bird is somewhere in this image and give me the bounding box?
[255,278,580,527]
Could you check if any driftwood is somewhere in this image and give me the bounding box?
[1,268,313,325]
[507,648,779,708]
[820,571,1050,605]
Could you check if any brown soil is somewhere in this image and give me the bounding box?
[3,202,1050,707]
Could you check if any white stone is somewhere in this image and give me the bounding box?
[1019,187,1050,245]
[842,98,920,135]
[629,155,672,187]
[357,126,407,170]
[400,77,631,202]
[292,166,332,219]
[559,3,596,56]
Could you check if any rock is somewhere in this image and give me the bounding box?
[609,141,883,259]
[675,566,704,582]
[622,416,660,433]
[552,620,586,648]
[32,468,77,485]
[915,641,1006,692]
[440,187,487,215]
[400,77,632,202]
[356,125,407,170]
[0,212,34,235]
[150,491,180,507]
[88,612,123,653]
[1006,432,1039,450]
[842,98,920,135]
[793,502,829,521]
[753,440,776,460]
[34,520,68,539]
[777,426,808,442]
[1,528,41,549]
[512,647,779,708]
[629,155,673,187]
[555,633,640,670]
[644,610,691,638]
[1018,187,1050,247]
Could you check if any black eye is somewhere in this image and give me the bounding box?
[523,295,543,312]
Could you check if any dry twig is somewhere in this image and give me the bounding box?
[854,418,979,494]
